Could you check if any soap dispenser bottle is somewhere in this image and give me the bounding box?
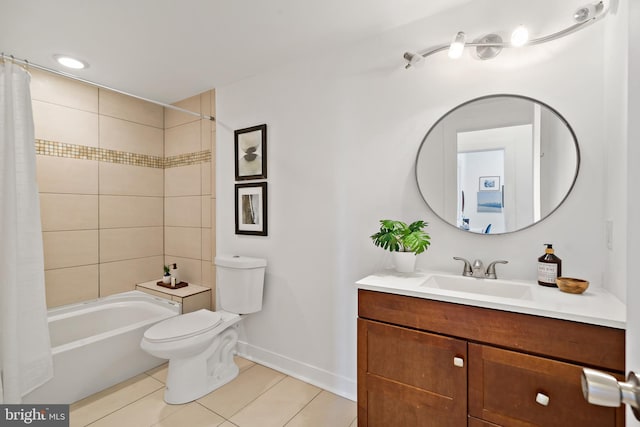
[169,263,179,284]
[538,244,562,287]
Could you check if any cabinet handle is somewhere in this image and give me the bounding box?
[536,392,550,406]
[453,357,464,368]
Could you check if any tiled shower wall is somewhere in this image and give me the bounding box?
[32,69,215,308]
[164,92,216,308]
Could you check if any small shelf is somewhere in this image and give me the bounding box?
[136,280,211,313]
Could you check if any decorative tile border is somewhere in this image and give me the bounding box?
[35,139,210,169]
[165,150,211,168]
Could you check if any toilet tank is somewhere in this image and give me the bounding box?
[215,255,267,314]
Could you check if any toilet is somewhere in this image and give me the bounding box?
[141,255,266,404]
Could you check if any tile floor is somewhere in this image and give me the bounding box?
[70,357,357,427]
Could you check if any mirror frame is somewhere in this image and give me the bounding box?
[415,94,581,235]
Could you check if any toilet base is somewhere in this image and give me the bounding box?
[164,322,240,404]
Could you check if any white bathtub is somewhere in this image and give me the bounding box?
[23,290,180,404]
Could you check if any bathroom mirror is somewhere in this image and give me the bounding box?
[416,94,579,235]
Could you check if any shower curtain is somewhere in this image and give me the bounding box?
[0,61,53,403]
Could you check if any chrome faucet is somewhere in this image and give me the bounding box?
[485,260,509,279]
[453,257,509,279]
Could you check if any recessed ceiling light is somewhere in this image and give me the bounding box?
[53,54,88,70]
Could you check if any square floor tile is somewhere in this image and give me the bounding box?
[285,391,357,427]
[229,376,321,427]
[197,364,285,419]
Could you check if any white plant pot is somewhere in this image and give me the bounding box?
[393,252,417,273]
[162,275,171,284]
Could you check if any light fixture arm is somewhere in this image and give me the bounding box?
[404,1,608,68]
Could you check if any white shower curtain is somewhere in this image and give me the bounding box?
[0,61,53,403]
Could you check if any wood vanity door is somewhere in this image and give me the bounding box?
[468,343,624,427]
[358,319,467,427]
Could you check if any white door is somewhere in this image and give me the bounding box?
[626,1,640,424]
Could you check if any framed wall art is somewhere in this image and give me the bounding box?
[235,124,267,180]
[235,182,268,236]
[479,176,500,191]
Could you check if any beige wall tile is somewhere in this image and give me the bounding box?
[202,229,212,262]
[164,256,202,285]
[100,227,163,262]
[43,230,99,269]
[30,69,98,113]
[40,194,98,231]
[100,256,164,296]
[201,119,213,151]
[99,89,163,128]
[45,265,99,308]
[136,286,170,301]
[99,116,163,156]
[211,137,216,198]
[210,90,216,118]
[164,164,201,196]
[165,95,200,129]
[182,290,211,313]
[100,163,163,196]
[201,196,211,228]
[201,161,211,195]
[165,226,201,260]
[100,196,163,228]
[33,101,99,147]
[200,91,211,117]
[201,261,212,287]
[182,292,211,313]
[164,121,201,157]
[165,196,200,227]
[36,156,98,194]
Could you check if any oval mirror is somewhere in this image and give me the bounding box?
[416,95,579,235]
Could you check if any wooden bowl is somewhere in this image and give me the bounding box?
[556,277,589,294]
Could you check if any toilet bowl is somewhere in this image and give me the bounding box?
[141,309,242,404]
[140,255,266,404]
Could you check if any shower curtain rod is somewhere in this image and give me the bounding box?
[1,53,215,121]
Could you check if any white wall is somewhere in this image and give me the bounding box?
[216,0,612,399]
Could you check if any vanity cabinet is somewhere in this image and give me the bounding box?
[357,289,625,427]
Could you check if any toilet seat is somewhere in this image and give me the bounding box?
[144,309,222,343]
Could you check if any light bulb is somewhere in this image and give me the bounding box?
[448,31,466,59]
[53,55,88,69]
[511,25,529,47]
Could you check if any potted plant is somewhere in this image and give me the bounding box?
[162,265,171,284]
[370,219,431,273]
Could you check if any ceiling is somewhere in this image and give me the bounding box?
[0,0,466,103]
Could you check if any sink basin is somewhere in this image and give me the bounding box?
[421,275,533,300]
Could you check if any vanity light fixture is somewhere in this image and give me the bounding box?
[510,25,529,47]
[448,31,466,59]
[53,54,88,70]
[404,1,607,68]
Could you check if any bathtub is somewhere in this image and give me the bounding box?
[23,290,180,404]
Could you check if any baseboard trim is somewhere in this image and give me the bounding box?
[236,341,356,401]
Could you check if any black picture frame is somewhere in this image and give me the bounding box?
[235,124,267,181]
[235,182,268,236]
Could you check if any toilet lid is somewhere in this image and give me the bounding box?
[144,309,222,343]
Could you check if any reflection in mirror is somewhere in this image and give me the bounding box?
[416,95,579,234]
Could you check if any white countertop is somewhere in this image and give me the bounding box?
[356,269,626,329]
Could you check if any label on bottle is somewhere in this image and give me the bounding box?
[538,262,558,284]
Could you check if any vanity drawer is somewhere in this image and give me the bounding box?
[468,343,624,427]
